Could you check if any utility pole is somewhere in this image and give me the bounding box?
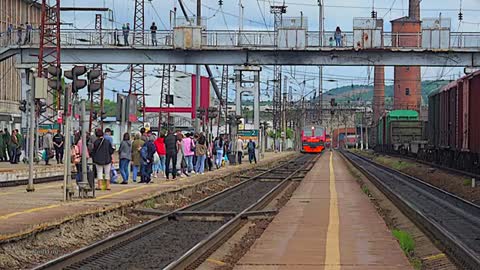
[318,0,324,125]
[195,0,202,132]
[271,4,286,151]
[26,71,35,192]
[81,100,88,185]
[62,85,72,201]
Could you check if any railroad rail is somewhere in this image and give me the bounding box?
[33,154,319,270]
[380,152,480,180]
[341,150,480,270]
[0,175,63,188]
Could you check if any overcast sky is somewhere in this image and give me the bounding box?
[59,0,480,103]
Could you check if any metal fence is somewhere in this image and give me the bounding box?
[1,29,480,49]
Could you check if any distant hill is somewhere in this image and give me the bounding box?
[324,80,451,104]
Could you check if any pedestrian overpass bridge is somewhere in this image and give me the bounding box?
[1,29,480,67]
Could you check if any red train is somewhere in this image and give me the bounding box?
[301,126,326,153]
[426,70,480,173]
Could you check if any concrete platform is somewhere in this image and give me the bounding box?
[0,162,64,182]
[0,152,295,242]
[234,151,411,270]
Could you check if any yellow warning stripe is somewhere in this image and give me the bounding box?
[325,151,341,270]
[0,184,156,220]
[423,253,446,261]
[206,258,226,266]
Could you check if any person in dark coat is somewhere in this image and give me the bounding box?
[140,136,156,183]
[53,129,64,164]
[164,130,177,180]
[91,129,115,190]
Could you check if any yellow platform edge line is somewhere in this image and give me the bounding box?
[206,258,226,266]
[0,184,154,220]
[423,253,446,261]
[325,152,341,270]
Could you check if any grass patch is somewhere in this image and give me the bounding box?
[412,258,423,270]
[463,178,472,186]
[392,229,415,256]
[361,185,371,196]
[143,198,156,209]
[375,156,413,171]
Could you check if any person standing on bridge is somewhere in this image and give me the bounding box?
[7,24,13,45]
[24,22,32,45]
[334,26,342,47]
[114,28,120,46]
[17,24,23,45]
[122,23,130,46]
[150,22,158,46]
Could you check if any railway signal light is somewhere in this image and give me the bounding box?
[87,69,102,93]
[35,99,47,114]
[165,94,174,105]
[208,107,219,119]
[19,100,27,112]
[197,108,206,119]
[64,66,87,94]
[47,66,63,91]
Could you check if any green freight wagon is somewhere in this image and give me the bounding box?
[375,110,427,154]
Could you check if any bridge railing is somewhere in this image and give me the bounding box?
[1,29,480,50]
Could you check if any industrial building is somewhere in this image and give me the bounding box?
[0,0,41,131]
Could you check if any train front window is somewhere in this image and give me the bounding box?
[303,130,313,137]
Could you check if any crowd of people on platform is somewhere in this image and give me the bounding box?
[0,128,24,164]
[67,127,258,191]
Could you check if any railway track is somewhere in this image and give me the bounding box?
[378,151,480,180]
[0,175,63,188]
[342,150,480,270]
[33,154,319,270]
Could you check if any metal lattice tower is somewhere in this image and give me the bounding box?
[89,65,104,133]
[270,4,286,134]
[94,14,102,45]
[157,64,172,131]
[129,0,146,124]
[220,65,229,134]
[38,0,61,124]
[89,14,104,133]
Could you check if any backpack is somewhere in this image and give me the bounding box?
[140,144,148,163]
[248,141,255,151]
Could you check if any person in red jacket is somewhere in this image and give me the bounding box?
[154,132,166,178]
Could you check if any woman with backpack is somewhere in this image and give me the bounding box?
[194,133,207,174]
[91,129,115,190]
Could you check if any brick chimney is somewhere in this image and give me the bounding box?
[373,66,385,123]
[409,0,421,20]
